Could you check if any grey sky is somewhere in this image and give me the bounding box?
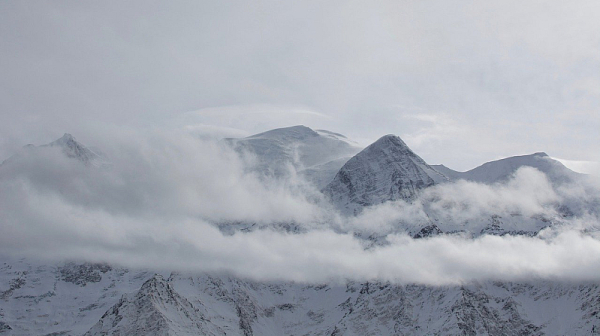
[1,0,599,171]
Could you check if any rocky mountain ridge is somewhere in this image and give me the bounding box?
[1,256,600,335]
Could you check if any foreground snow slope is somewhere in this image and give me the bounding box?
[1,256,600,336]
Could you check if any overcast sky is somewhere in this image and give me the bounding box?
[1,0,599,171]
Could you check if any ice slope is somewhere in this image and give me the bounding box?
[431,152,580,185]
[323,135,448,215]
[224,125,362,188]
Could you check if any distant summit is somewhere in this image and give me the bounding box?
[323,134,447,214]
[224,125,362,188]
[1,133,102,167]
[246,125,320,142]
[44,133,101,164]
[431,152,579,185]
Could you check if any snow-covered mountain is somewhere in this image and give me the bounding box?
[0,257,155,335]
[85,275,225,336]
[2,256,600,335]
[224,125,362,188]
[323,134,447,215]
[44,133,102,165]
[1,127,600,335]
[432,152,580,185]
[1,133,102,167]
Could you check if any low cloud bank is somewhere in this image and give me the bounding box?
[1,129,599,285]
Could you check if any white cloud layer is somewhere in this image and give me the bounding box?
[1,129,599,285]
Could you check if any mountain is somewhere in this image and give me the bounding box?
[43,133,101,164]
[2,256,600,335]
[1,133,102,167]
[432,152,581,185]
[224,125,362,188]
[1,127,599,335]
[323,135,447,214]
[0,257,154,335]
[85,275,225,336]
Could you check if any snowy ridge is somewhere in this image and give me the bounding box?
[2,257,600,335]
[1,133,103,167]
[432,152,580,185]
[323,134,448,214]
[84,275,224,336]
[224,125,361,188]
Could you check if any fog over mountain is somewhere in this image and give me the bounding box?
[1,126,599,283]
[1,125,600,334]
[2,1,600,334]
[1,1,599,172]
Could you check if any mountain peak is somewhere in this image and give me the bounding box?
[323,134,447,214]
[45,133,100,164]
[248,125,319,141]
[369,134,411,151]
[48,133,78,147]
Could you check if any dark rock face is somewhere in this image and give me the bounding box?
[59,263,112,286]
[413,224,443,239]
[0,321,12,333]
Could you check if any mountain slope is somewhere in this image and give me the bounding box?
[0,257,154,335]
[2,256,600,336]
[224,125,361,188]
[43,133,101,165]
[84,275,225,336]
[323,135,447,214]
[1,133,102,167]
[432,152,580,185]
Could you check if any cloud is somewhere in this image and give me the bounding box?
[0,129,327,225]
[1,129,600,285]
[1,0,599,168]
[342,167,566,236]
